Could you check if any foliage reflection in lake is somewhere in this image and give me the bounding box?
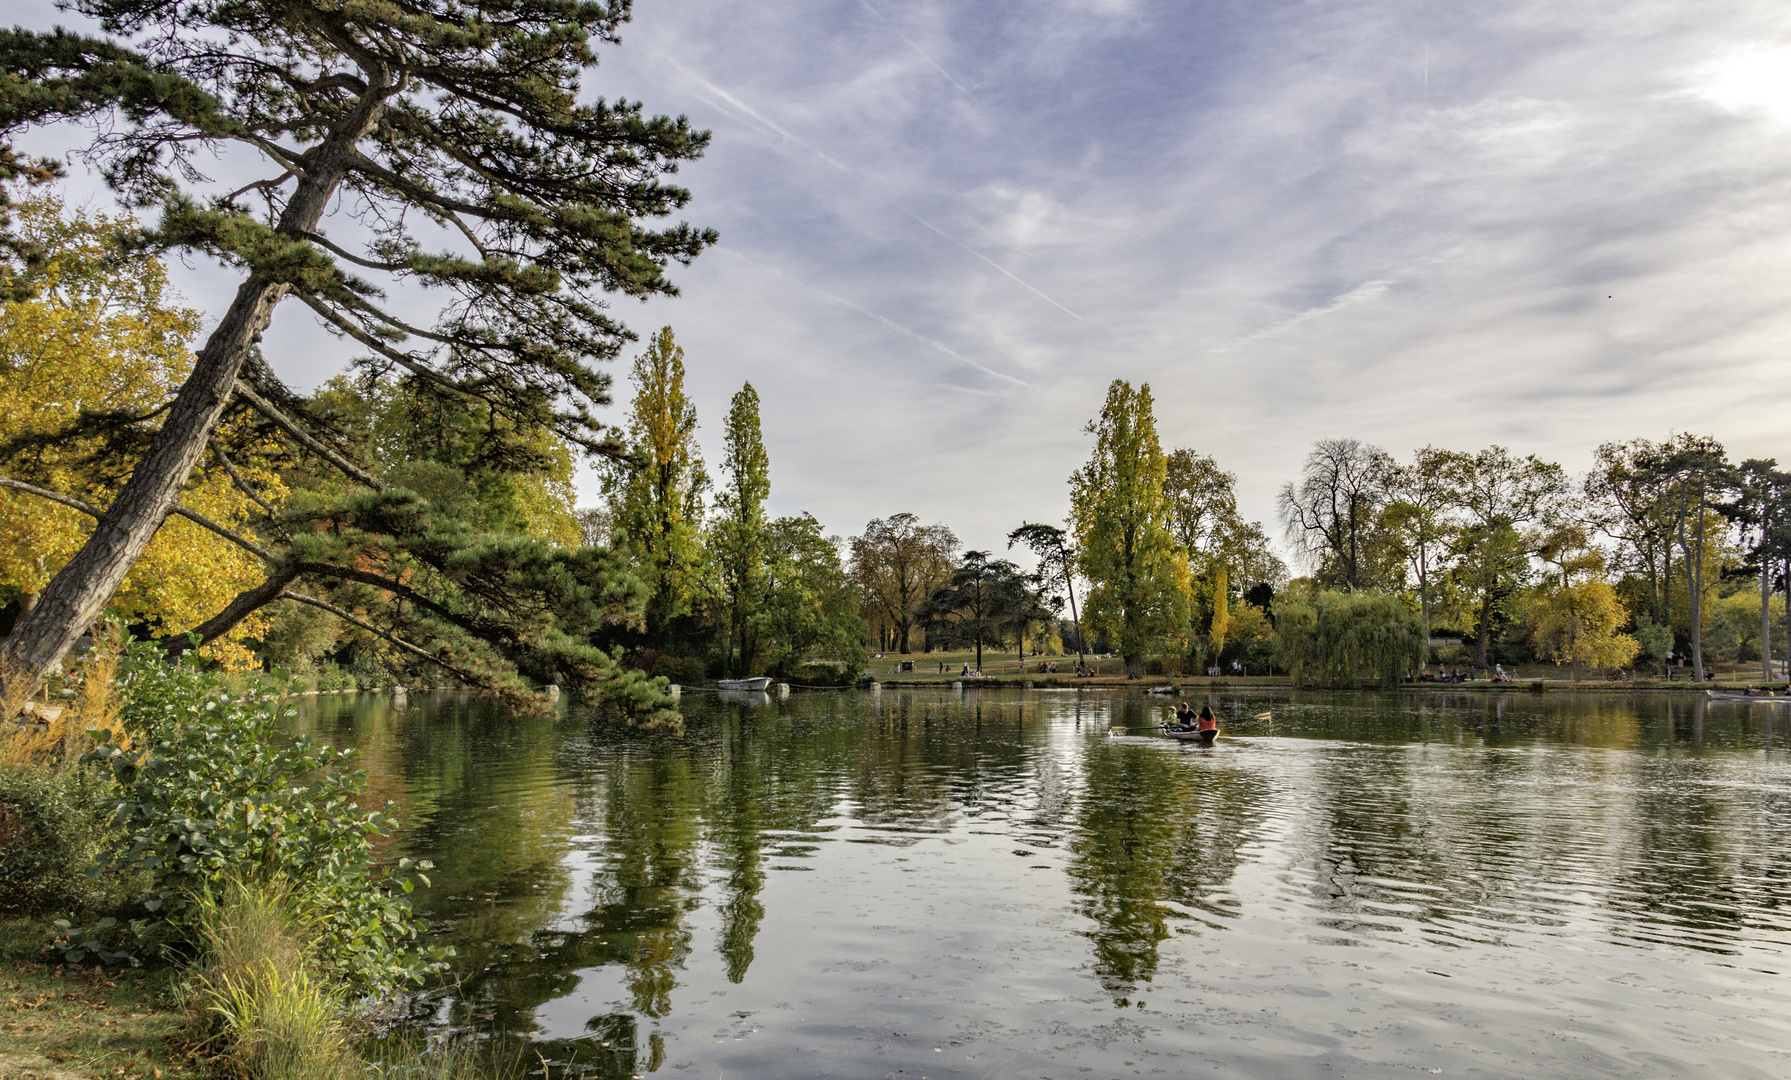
[293,688,1791,1079]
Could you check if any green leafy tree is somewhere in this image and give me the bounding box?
[1586,439,1679,627]
[756,514,865,679]
[1162,448,1282,672]
[1737,459,1791,680]
[0,0,716,681]
[1640,435,1735,681]
[1380,445,1459,648]
[712,382,769,676]
[1441,446,1568,668]
[603,328,708,644]
[1070,381,1190,677]
[849,513,958,654]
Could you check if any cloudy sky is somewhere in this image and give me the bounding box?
[17,1,1791,563]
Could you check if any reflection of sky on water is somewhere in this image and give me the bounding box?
[294,688,1791,1078]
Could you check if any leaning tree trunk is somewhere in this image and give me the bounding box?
[0,96,385,678]
[1,276,286,674]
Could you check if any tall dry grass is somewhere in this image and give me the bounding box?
[0,620,129,768]
[192,878,359,1080]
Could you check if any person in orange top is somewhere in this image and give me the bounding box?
[1195,706,1218,733]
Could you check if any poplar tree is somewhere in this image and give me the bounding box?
[1069,380,1189,678]
[712,382,769,675]
[0,1,716,680]
[604,327,706,643]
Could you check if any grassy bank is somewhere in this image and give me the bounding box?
[0,918,203,1080]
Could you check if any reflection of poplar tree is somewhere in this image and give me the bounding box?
[603,328,708,643]
[1066,739,1190,1000]
[712,382,770,675]
[713,732,766,983]
[596,753,705,1018]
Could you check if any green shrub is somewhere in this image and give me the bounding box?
[0,764,119,914]
[315,662,358,692]
[784,662,857,687]
[65,639,435,992]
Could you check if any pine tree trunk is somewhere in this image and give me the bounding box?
[0,95,384,678]
[3,274,287,674]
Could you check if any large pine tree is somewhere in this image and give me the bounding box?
[0,1,714,716]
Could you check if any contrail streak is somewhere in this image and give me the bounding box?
[911,215,1083,320]
[657,53,854,174]
[720,248,1033,389]
[857,0,974,95]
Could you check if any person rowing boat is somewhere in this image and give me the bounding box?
[1163,704,1219,743]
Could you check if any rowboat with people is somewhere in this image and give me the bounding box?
[1161,725,1218,745]
[1706,689,1791,703]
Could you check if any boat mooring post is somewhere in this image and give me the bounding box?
[775,683,790,698]
[668,684,681,702]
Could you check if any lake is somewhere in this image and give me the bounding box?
[293,686,1791,1079]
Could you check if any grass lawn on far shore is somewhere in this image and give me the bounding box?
[858,648,1784,689]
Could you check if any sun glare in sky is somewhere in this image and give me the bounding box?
[1700,45,1791,123]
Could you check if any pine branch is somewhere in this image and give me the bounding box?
[233,380,382,489]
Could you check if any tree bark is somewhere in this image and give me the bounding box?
[0,87,388,677]
[162,565,304,659]
[1763,555,1773,682]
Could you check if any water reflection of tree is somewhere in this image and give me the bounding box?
[1065,738,1192,1001]
[708,723,766,983]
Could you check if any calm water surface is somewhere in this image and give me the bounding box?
[293,688,1791,1079]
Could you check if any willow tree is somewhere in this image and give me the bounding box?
[1274,588,1423,689]
[603,327,707,644]
[711,381,769,675]
[0,0,715,683]
[1070,380,1189,678]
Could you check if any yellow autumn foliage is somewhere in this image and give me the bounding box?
[0,195,283,669]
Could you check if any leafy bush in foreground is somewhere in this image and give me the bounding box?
[0,764,120,914]
[65,639,435,992]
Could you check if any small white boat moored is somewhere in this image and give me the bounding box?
[718,676,773,691]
